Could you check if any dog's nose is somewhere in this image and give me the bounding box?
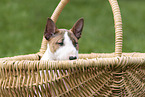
[69,56,77,60]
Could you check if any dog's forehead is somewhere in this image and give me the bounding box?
[58,29,71,34]
[58,29,77,39]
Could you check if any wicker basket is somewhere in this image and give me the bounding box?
[0,0,145,96]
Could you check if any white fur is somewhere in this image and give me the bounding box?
[41,31,78,61]
[39,31,78,96]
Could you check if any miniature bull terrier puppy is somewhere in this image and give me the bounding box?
[41,18,84,61]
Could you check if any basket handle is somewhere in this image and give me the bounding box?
[39,0,123,57]
[38,0,70,56]
[109,0,123,57]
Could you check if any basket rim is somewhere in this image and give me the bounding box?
[0,53,145,70]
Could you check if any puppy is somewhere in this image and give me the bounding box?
[38,18,84,96]
[41,18,84,61]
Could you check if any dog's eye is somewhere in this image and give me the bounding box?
[56,39,64,46]
[57,42,64,46]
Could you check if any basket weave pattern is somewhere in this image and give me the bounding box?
[0,0,145,96]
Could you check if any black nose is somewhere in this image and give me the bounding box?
[69,56,77,60]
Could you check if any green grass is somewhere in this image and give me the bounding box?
[0,0,145,58]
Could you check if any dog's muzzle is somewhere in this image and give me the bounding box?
[69,56,77,60]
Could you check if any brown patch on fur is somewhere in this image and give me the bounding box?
[48,30,65,53]
[68,30,79,50]
[48,29,79,53]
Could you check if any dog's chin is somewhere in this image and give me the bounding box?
[54,53,78,60]
[53,49,79,61]
[54,56,78,61]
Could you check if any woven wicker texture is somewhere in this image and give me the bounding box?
[0,0,145,97]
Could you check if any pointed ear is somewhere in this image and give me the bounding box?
[44,17,58,40]
[71,18,84,39]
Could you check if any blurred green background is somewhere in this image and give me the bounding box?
[0,0,145,58]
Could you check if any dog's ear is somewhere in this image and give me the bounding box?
[44,18,58,40]
[71,18,84,39]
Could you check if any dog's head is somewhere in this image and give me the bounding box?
[43,18,84,60]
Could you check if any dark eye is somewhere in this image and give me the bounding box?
[57,42,64,46]
[56,39,64,46]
